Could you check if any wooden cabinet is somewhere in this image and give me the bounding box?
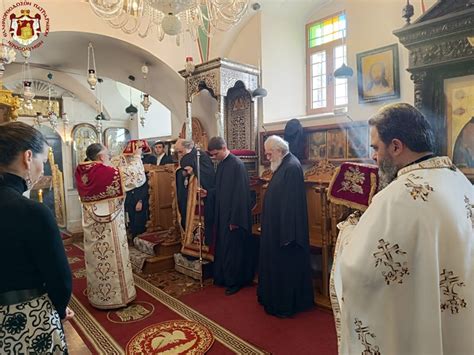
[304,160,337,309]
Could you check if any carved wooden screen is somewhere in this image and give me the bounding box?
[305,186,327,248]
[146,165,179,235]
[394,0,474,180]
[180,117,208,150]
[249,178,264,235]
[226,81,254,150]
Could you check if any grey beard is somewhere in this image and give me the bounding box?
[377,158,398,191]
[270,159,282,172]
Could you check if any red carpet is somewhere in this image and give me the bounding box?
[66,245,264,354]
[180,285,338,355]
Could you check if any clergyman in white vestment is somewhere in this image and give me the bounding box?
[333,103,474,355]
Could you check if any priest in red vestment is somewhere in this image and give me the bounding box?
[75,142,145,309]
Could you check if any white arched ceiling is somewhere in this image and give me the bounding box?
[3,64,111,119]
[13,31,185,121]
[1,0,325,132]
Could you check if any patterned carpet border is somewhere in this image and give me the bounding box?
[69,295,123,354]
[71,243,266,354]
[134,275,267,354]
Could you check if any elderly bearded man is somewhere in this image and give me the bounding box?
[333,103,474,355]
[258,135,314,318]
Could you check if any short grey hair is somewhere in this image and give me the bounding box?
[182,139,194,150]
[176,138,194,150]
[265,135,289,155]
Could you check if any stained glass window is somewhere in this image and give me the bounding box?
[307,12,348,113]
[308,13,346,48]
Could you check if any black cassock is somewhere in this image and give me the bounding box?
[258,153,314,317]
[177,148,216,244]
[212,154,254,288]
[125,180,150,237]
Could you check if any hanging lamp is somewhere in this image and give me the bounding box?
[126,75,138,119]
[87,43,98,90]
[333,13,353,79]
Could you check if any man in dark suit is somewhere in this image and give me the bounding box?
[153,141,173,165]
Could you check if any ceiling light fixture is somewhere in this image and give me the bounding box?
[333,12,353,79]
[89,0,249,45]
[126,74,138,120]
[87,42,98,90]
[21,49,35,110]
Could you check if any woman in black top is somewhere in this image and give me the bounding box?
[0,122,73,354]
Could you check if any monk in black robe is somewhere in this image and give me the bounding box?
[258,135,314,317]
[177,144,215,244]
[125,155,153,238]
[207,137,254,295]
[284,118,305,162]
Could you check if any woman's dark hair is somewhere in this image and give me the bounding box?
[85,143,104,161]
[368,103,435,153]
[0,121,48,167]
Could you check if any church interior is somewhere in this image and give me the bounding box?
[1,0,473,353]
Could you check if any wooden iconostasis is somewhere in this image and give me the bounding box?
[260,121,373,166]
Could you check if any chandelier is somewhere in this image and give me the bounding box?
[89,0,249,44]
[21,50,35,110]
[34,73,69,132]
[0,39,16,74]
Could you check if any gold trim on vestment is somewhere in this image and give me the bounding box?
[397,156,455,177]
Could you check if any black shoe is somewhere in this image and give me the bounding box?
[274,312,291,319]
[225,286,241,296]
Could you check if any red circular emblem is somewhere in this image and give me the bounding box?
[126,319,214,354]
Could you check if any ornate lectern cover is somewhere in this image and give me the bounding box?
[123,139,152,155]
[328,162,378,211]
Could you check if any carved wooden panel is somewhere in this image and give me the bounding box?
[146,165,179,239]
[180,175,214,261]
[394,0,474,180]
[180,117,208,150]
[304,160,337,184]
[250,178,264,235]
[260,168,273,181]
[180,58,259,151]
[226,82,254,150]
[306,185,326,248]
